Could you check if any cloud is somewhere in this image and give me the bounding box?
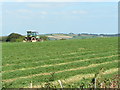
[27,4,52,8]
[53,11,66,15]
[17,9,48,15]
[38,11,48,15]
[0,0,118,2]
[16,9,32,13]
[27,3,67,8]
[71,10,87,14]
[5,8,48,15]
[4,9,32,15]
[52,10,87,15]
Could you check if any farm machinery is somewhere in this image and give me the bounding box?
[23,31,42,42]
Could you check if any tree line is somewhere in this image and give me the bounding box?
[0,33,48,42]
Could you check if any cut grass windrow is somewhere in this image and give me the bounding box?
[2,51,117,72]
[3,61,118,88]
[2,54,118,73]
[2,60,118,83]
[2,51,93,66]
[3,49,117,67]
[32,68,118,88]
[2,37,118,88]
[2,55,118,80]
[2,49,92,66]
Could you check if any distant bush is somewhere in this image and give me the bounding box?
[6,33,25,42]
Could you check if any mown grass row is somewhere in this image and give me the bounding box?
[2,50,117,72]
[3,61,118,88]
[62,72,118,88]
[2,54,117,74]
[2,54,118,80]
[3,60,118,84]
[2,37,118,88]
[2,49,96,65]
[2,37,118,64]
[2,46,117,66]
[2,48,90,65]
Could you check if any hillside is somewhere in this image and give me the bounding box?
[45,33,119,40]
[2,37,118,88]
[1,33,119,42]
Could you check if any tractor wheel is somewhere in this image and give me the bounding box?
[36,38,41,42]
[31,37,37,42]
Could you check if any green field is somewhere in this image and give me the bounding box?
[2,37,118,88]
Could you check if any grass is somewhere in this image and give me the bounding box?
[2,37,118,88]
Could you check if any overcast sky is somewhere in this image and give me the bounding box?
[1,0,118,36]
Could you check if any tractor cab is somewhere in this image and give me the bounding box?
[27,31,38,37]
[23,31,40,42]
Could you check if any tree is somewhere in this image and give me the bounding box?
[6,33,24,42]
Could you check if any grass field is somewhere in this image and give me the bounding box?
[2,37,118,88]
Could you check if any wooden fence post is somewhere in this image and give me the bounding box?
[30,81,32,88]
[95,78,96,88]
[58,80,63,88]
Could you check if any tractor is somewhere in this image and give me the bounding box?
[23,31,42,42]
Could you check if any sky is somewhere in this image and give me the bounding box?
[1,0,118,36]
[0,0,119,2]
